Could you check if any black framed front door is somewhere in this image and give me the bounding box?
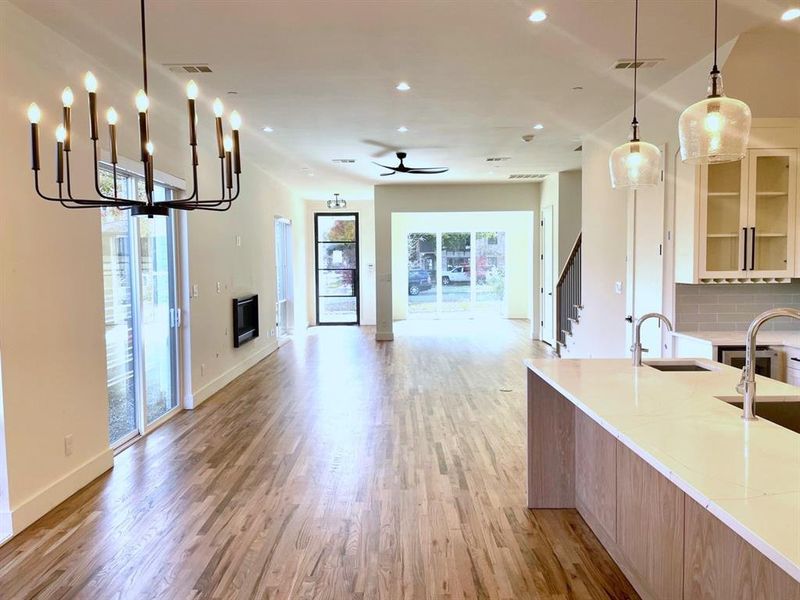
[314,212,360,325]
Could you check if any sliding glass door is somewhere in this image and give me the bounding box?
[100,169,179,446]
[406,230,506,319]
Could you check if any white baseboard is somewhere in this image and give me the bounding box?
[5,448,113,541]
[376,331,394,341]
[188,341,278,409]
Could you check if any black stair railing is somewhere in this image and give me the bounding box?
[556,233,582,348]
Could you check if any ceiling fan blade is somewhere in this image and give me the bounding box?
[380,171,397,176]
[372,161,398,171]
[407,168,449,174]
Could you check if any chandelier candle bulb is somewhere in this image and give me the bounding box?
[213,98,225,158]
[85,72,99,140]
[28,103,41,171]
[61,87,73,152]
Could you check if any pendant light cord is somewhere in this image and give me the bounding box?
[712,0,719,75]
[141,0,148,93]
[631,0,639,135]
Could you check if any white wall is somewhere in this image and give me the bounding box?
[390,211,534,320]
[0,2,305,540]
[540,170,583,274]
[374,183,540,340]
[304,199,376,327]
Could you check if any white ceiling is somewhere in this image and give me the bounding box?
[12,0,782,199]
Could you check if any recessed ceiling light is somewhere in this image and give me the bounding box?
[781,7,800,20]
[528,9,547,23]
[396,81,411,91]
[397,125,409,133]
[263,126,274,133]
[533,123,544,130]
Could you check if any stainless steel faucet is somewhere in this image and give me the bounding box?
[631,313,673,366]
[736,308,800,421]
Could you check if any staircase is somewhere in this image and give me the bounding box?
[555,233,582,357]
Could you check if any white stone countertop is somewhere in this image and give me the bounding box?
[672,330,800,348]
[524,357,800,583]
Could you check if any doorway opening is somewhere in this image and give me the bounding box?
[99,168,180,449]
[314,212,360,325]
[275,217,294,339]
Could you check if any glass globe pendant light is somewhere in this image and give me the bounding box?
[678,0,751,164]
[609,0,661,189]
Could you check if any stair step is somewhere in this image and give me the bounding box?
[568,317,579,325]
[561,329,573,338]
[573,304,584,311]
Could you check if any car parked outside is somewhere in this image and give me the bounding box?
[408,269,432,295]
[441,265,470,285]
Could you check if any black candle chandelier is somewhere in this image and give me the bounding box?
[26,0,243,217]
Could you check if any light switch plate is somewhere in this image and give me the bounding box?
[615,281,623,295]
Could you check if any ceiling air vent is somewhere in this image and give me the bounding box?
[332,159,356,164]
[486,157,511,162]
[508,174,547,180]
[613,58,664,70]
[164,63,213,73]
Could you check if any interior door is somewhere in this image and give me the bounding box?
[540,206,555,345]
[626,146,666,358]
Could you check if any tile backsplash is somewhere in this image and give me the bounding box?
[675,282,800,332]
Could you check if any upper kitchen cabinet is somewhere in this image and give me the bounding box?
[675,119,800,283]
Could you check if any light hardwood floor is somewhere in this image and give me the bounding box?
[0,320,638,599]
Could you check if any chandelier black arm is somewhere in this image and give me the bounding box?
[34,170,122,209]
[163,172,239,210]
[58,147,142,207]
[91,141,148,204]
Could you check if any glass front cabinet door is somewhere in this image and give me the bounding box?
[747,149,797,278]
[699,148,797,279]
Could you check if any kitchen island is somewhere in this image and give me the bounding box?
[526,357,800,599]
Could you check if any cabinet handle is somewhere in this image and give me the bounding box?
[742,227,748,271]
[750,226,756,271]
[791,357,800,363]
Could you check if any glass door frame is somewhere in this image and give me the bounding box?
[274,216,293,338]
[314,212,360,326]
[103,166,182,449]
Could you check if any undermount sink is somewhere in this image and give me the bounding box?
[716,396,800,433]
[644,360,713,372]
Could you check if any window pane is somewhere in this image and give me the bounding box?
[101,204,137,444]
[317,215,356,241]
[317,242,356,269]
[139,208,177,424]
[476,232,505,315]
[407,233,437,315]
[318,296,357,323]
[318,269,355,296]
[440,232,471,312]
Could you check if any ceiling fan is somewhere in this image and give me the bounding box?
[374,152,449,176]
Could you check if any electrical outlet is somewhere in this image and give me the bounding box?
[270,328,275,337]
[192,284,199,298]
[615,281,623,295]
[200,363,206,376]
[216,281,221,293]
[224,327,228,336]
[235,235,242,247]
[64,434,73,457]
